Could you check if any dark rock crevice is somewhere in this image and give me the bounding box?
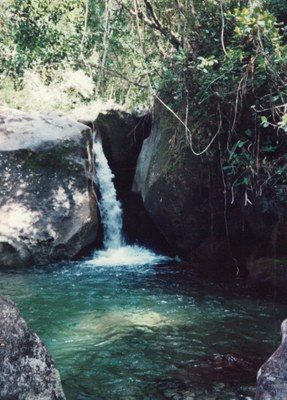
[87,108,172,253]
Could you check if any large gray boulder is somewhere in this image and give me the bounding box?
[133,99,234,268]
[0,296,65,399]
[0,107,98,267]
[255,319,287,399]
[133,100,287,282]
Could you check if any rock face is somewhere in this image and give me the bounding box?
[91,108,169,249]
[246,257,287,297]
[133,100,235,270]
[95,108,151,187]
[0,107,98,267]
[133,100,287,280]
[0,296,66,399]
[255,319,287,400]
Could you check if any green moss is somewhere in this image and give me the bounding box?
[15,141,82,172]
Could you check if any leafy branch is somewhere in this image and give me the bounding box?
[115,0,181,50]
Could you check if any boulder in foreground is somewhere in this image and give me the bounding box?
[255,319,287,400]
[0,296,66,399]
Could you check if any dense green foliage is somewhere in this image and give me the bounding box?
[0,1,86,82]
[0,0,286,202]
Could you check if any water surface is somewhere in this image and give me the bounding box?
[0,252,285,400]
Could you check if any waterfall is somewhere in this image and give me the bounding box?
[93,136,124,249]
[90,134,171,267]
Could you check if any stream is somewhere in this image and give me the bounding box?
[0,255,285,400]
[0,137,285,400]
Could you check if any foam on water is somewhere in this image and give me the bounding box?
[93,135,171,267]
[87,245,171,267]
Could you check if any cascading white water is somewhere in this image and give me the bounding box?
[91,134,171,267]
[93,136,123,249]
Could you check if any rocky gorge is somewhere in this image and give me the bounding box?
[2,103,287,292]
[0,104,287,399]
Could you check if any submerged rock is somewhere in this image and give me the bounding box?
[171,352,259,386]
[255,319,287,399]
[0,296,66,399]
[0,107,98,267]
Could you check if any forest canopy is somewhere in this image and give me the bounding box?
[0,0,287,202]
[0,0,286,108]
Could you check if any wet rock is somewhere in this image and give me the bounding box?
[0,107,98,267]
[94,108,168,248]
[255,319,287,400]
[0,296,66,399]
[247,257,287,297]
[80,106,168,250]
[95,108,151,183]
